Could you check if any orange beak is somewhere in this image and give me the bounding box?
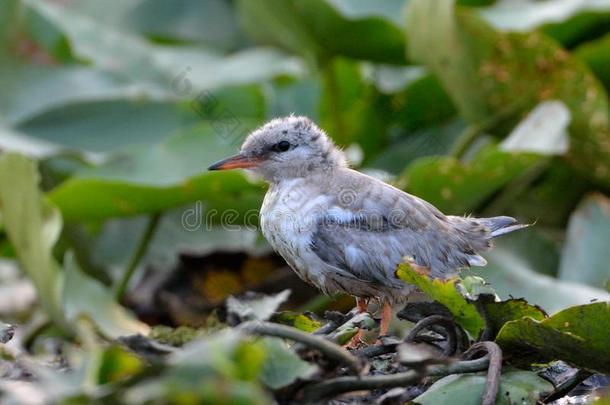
[208,153,261,170]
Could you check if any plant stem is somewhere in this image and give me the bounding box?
[240,321,362,374]
[301,355,490,402]
[450,124,484,159]
[464,342,502,405]
[114,212,161,301]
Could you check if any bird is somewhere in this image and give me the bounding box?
[208,116,528,342]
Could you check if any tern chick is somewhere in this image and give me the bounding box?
[209,116,527,340]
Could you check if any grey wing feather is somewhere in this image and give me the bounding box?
[310,170,495,280]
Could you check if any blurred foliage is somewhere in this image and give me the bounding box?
[1,0,610,403]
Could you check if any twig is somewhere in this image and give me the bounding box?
[405,315,458,356]
[300,356,490,402]
[240,321,362,374]
[543,369,592,403]
[353,343,397,358]
[114,212,161,301]
[463,342,502,405]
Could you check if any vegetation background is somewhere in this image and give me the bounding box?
[0,0,609,403]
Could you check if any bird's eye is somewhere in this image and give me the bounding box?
[272,140,291,152]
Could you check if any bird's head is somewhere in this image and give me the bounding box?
[208,116,346,182]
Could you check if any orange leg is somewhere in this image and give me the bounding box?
[356,297,369,313]
[378,300,392,340]
[345,297,369,348]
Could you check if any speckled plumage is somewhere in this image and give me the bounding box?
[211,116,527,304]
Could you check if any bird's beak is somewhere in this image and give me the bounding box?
[208,153,261,171]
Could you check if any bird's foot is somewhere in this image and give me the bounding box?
[344,329,366,349]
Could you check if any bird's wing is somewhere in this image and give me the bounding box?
[309,169,485,281]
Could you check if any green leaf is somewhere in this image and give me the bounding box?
[129,329,272,404]
[575,32,610,93]
[496,302,610,373]
[25,0,302,88]
[259,337,317,390]
[48,122,265,221]
[558,194,610,289]
[406,0,610,187]
[397,145,539,214]
[123,0,242,49]
[63,253,149,338]
[236,0,407,64]
[273,312,323,333]
[478,298,547,339]
[0,153,65,326]
[96,345,144,385]
[396,262,484,336]
[413,369,554,405]
[319,58,386,150]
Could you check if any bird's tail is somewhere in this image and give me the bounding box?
[478,216,531,238]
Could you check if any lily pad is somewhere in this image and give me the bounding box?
[413,369,554,405]
[496,301,610,373]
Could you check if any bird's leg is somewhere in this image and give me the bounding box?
[345,297,369,348]
[377,299,392,342]
[357,297,369,313]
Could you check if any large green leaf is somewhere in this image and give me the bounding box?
[406,0,610,187]
[414,369,554,405]
[130,329,272,404]
[236,0,407,64]
[558,194,610,289]
[0,153,65,325]
[0,154,148,337]
[23,0,302,88]
[63,253,149,338]
[496,301,610,373]
[16,84,265,155]
[123,0,242,49]
[259,337,317,390]
[397,145,539,215]
[0,62,173,126]
[48,122,265,221]
[396,263,485,336]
